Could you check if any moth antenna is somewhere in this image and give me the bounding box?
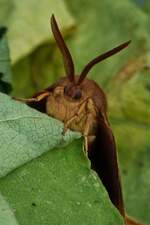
[51,14,75,82]
[77,40,131,84]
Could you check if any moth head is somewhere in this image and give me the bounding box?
[51,14,131,100]
[63,83,82,100]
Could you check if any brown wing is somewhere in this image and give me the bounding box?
[14,84,56,113]
[26,90,49,113]
[27,87,53,113]
[88,116,125,218]
[126,216,145,225]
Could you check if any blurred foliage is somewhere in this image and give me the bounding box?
[0,27,12,93]
[0,0,150,224]
[0,0,75,97]
[0,0,75,64]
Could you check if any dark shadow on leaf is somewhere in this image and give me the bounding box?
[0,72,12,94]
[0,27,7,39]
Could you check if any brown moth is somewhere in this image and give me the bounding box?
[15,15,144,225]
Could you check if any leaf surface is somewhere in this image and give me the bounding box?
[0,93,81,177]
[0,193,18,225]
[0,139,123,225]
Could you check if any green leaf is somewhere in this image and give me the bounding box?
[0,93,81,177]
[0,27,12,93]
[0,193,18,225]
[0,139,123,225]
[0,0,75,64]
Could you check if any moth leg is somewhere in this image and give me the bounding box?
[84,114,92,152]
[62,100,87,135]
[125,215,144,225]
[82,98,97,153]
[13,92,50,103]
[83,113,96,154]
[63,115,77,134]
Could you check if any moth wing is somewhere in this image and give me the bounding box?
[14,84,56,113]
[88,116,125,217]
[126,215,144,225]
[26,89,50,113]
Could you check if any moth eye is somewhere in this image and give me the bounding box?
[73,90,82,100]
